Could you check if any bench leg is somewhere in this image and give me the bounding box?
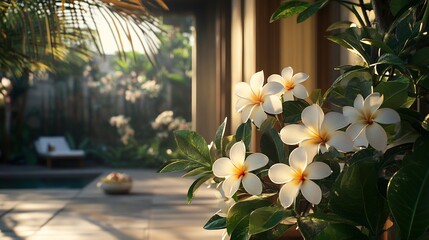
[47,158,52,168]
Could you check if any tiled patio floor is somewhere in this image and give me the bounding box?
[0,169,223,240]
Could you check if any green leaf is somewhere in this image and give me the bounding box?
[251,224,291,240]
[309,89,323,104]
[297,0,329,23]
[227,199,271,235]
[282,99,309,123]
[388,141,429,240]
[330,160,388,235]
[326,21,355,31]
[187,174,213,203]
[259,116,277,134]
[270,0,310,23]
[214,118,228,156]
[230,217,251,240]
[204,214,227,230]
[158,159,199,173]
[390,0,411,16]
[298,216,368,240]
[360,38,394,53]
[260,128,287,163]
[410,47,429,66]
[182,166,212,177]
[249,207,292,235]
[374,78,410,109]
[174,130,211,167]
[236,121,252,150]
[371,53,405,67]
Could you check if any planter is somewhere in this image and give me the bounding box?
[97,181,132,194]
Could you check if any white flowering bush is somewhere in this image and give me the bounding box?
[159,1,429,239]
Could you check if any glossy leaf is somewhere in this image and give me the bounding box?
[158,159,199,173]
[227,199,271,235]
[410,47,429,66]
[282,99,309,123]
[298,216,368,240]
[374,78,410,109]
[215,118,228,156]
[388,141,429,240]
[297,0,329,23]
[371,53,405,66]
[259,116,277,134]
[249,206,292,235]
[270,0,310,22]
[175,130,211,167]
[260,128,287,163]
[360,38,393,53]
[204,214,227,230]
[326,21,355,31]
[330,160,388,235]
[309,89,323,104]
[236,121,252,150]
[187,174,213,203]
[182,166,212,177]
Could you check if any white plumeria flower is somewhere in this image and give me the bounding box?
[280,104,353,161]
[267,66,309,101]
[343,93,400,151]
[268,147,332,208]
[235,70,284,127]
[216,198,236,218]
[212,141,269,198]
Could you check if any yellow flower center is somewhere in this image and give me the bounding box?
[233,165,247,179]
[292,169,307,184]
[251,92,264,104]
[285,80,295,91]
[309,128,329,145]
[363,113,374,125]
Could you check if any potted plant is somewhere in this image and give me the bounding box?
[159,0,429,239]
[97,172,133,195]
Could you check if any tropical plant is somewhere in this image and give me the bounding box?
[159,0,429,239]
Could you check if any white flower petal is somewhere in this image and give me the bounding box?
[229,141,246,167]
[305,162,332,180]
[245,153,269,171]
[281,67,293,80]
[282,91,294,102]
[374,108,400,124]
[236,98,251,112]
[262,81,284,96]
[242,172,263,195]
[280,124,309,145]
[292,73,309,84]
[268,163,295,184]
[354,94,365,111]
[289,147,308,172]
[262,95,283,114]
[346,123,366,140]
[354,129,368,147]
[250,71,264,94]
[299,140,319,162]
[222,176,242,198]
[366,123,387,151]
[279,181,301,208]
[327,131,354,152]
[235,82,253,100]
[364,93,383,114]
[251,105,267,128]
[292,84,308,99]
[321,112,349,133]
[267,74,284,84]
[343,106,362,124]
[241,105,254,123]
[302,104,324,131]
[213,157,237,177]
[301,180,322,205]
